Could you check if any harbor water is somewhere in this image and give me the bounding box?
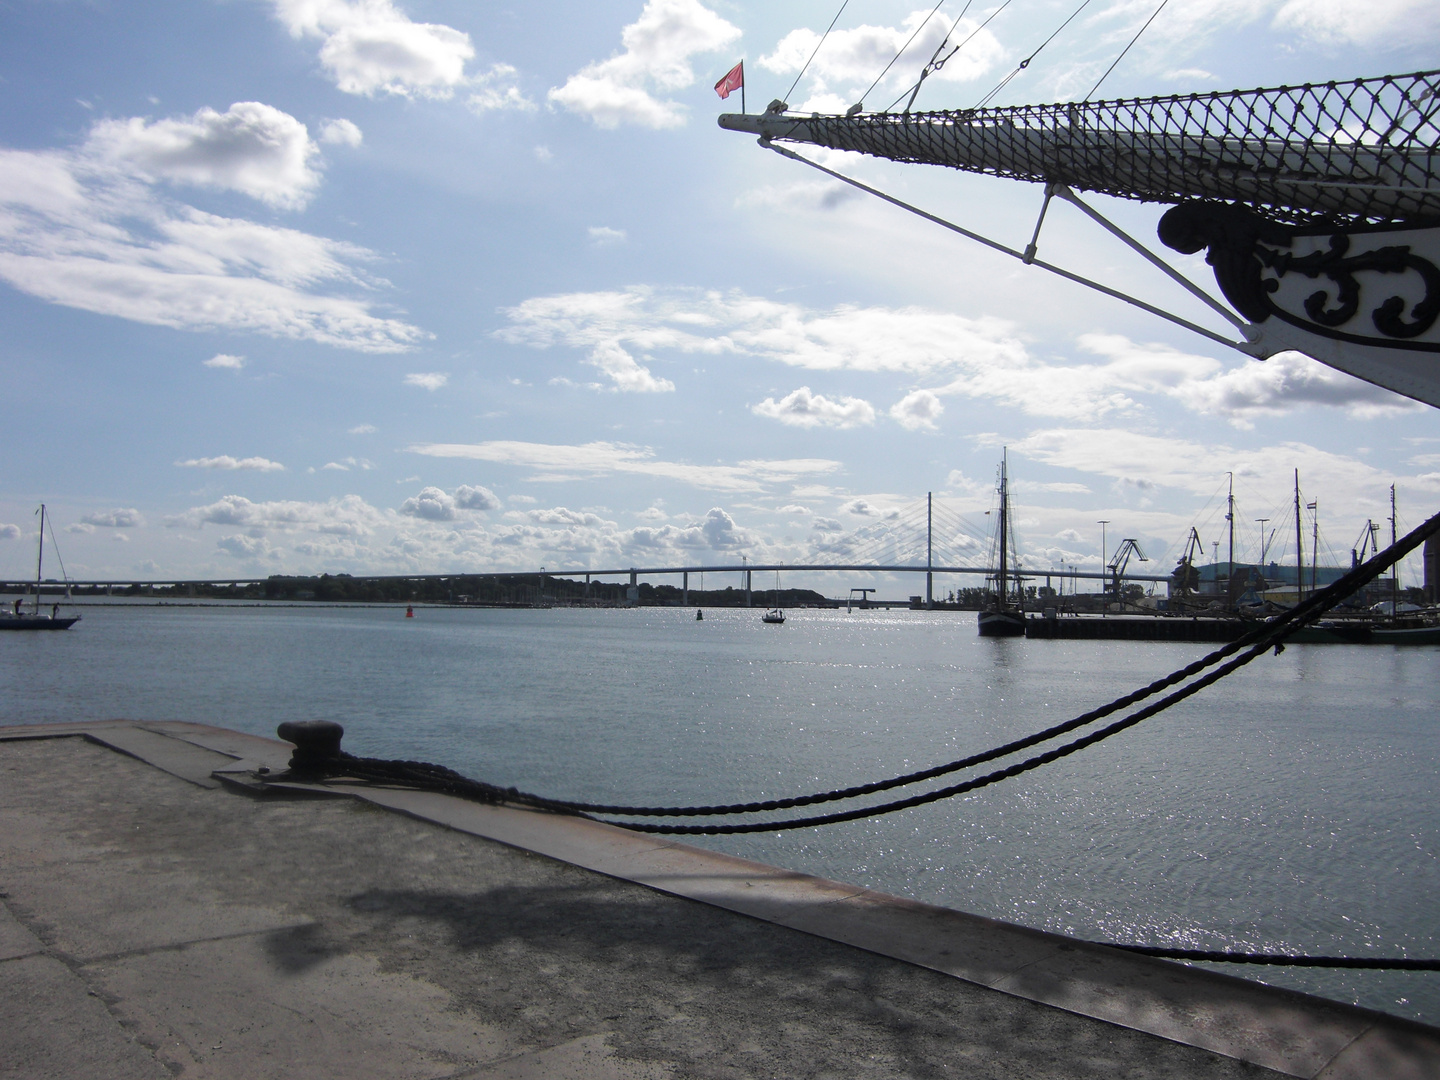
[3,602,1438,1023]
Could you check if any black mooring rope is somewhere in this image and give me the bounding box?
[274,510,1440,970]
[290,507,1440,833]
[1101,945,1440,970]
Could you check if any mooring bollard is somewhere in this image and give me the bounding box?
[277,720,346,771]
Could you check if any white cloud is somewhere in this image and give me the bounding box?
[407,439,840,494]
[454,484,500,511]
[496,285,1023,394]
[1272,0,1440,46]
[0,524,20,540]
[404,372,448,390]
[588,226,627,245]
[322,461,350,471]
[759,10,1004,108]
[812,516,842,531]
[274,0,476,98]
[81,508,144,528]
[0,130,427,352]
[889,389,942,430]
[400,485,456,521]
[839,498,899,519]
[586,340,674,393]
[169,493,384,536]
[548,0,741,129]
[204,353,246,369]
[319,118,363,147]
[1155,348,1421,427]
[533,146,553,162]
[752,386,875,429]
[398,483,499,520]
[217,533,281,559]
[1010,428,1427,505]
[737,178,863,213]
[176,455,286,471]
[468,64,535,113]
[88,102,321,210]
[348,423,376,434]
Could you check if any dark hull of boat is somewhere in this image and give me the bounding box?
[1372,624,1440,645]
[0,616,79,630]
[977,610,1026,637]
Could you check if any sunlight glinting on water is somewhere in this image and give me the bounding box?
[3,602,1438,1021]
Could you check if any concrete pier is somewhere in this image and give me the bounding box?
[2,720,1438,1079]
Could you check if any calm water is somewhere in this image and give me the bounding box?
[4,602,1439,1022]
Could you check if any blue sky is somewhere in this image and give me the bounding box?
[2,0,1438,590]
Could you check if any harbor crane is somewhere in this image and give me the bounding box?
[1352,520,1382,568]
[1170,528,1204,603]
[1107,540,1148,612]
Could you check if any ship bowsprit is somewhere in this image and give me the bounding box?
[719,70,1440,408]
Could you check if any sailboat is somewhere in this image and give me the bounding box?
[1,505,80,631]
[978,452,1025,637]
[762,569,785,624]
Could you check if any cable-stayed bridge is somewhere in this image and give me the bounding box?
[7,495,1173,602]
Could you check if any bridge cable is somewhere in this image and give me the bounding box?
[281,507,1440,833]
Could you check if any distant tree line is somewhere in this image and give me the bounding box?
[18,574,833,607]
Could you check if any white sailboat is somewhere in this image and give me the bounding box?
[762,569,785,624]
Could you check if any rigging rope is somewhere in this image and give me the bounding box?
[1085,0,1170,100]
[974,0,1096,109]
[900,0,973,112]
[885,0,1015,112]
[856,0,947,109]
[785,0,852,105]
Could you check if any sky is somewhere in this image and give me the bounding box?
[2,0,1438,593]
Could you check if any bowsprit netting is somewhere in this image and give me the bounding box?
[723,70,1440,228]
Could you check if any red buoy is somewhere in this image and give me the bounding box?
[405,604,414,618]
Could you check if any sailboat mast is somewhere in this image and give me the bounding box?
[34,504,45,615]
[1294,470,1304,602]
[1310,500,1319,594]
[926,491,933,610]
[1391,484,1399,614]
[998,453,1008,606]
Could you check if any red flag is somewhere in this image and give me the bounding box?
[714,61,744,100]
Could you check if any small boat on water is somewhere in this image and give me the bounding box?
[762,570,786,624]
[1,504,79,631]
[978,452,1025,637]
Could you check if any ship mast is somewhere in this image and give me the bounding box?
[33,504,45,616]
[997,453,1009,608]
[1293,471,1304,603]
[1391,484,1400,616]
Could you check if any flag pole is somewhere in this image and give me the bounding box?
[740,61,745,114]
